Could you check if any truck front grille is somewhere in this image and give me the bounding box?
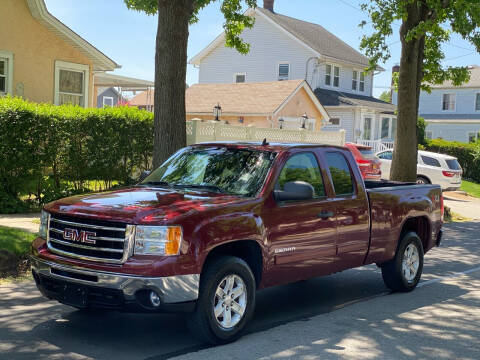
[47,214,134,264]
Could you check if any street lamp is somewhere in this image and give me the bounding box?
[278,118,285,129]
[213,103,222,122]
[301,113,308,129]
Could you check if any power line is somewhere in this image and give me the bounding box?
[443,52,476,61]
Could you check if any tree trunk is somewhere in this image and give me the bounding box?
[390,2,423,182]
[153,0,193,168]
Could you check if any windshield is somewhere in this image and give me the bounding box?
[142,147,276,197]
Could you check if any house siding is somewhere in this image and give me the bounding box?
[323,108,355,142]
[418,88,480,115]
[426,122,480,143]
[199,14,315,85]
[0,0,94,106]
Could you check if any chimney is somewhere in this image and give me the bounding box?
[264,0,274,12]
[390,64,400,104]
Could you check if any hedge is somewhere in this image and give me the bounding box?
[424,138,480,183]
[0,96,153,213]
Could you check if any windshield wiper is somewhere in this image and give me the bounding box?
[140,181,171,187]
[173,184,225,193]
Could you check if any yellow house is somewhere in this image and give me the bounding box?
[0,0,119,107]
[186,80,330,130]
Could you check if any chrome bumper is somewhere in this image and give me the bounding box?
[31,256,200,304]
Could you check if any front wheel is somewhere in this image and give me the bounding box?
[381,232,424,292]
[188,256,256,344]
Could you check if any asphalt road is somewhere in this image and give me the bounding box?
[1,221,479,360]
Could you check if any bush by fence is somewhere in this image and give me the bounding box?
[424,138,480,183]
[0,97,153,213]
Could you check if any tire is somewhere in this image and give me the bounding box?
[381,232,424,292]
[188,256,256,344]
[416,176,430,184]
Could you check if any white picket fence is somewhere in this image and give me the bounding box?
[186,120,346,146]
[356,139,394,152]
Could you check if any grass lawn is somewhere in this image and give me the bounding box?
[460,180,480,198]
[0,226,36,256]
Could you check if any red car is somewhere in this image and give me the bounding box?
[345,143,382,180]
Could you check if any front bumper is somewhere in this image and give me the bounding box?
[31,256,199,312]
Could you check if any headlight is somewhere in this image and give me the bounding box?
[134,226,183,256]
[39,210,50,239]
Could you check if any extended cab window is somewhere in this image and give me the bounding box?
[421,156,441,167]
[325,152,355,196]
[277,153,325,197]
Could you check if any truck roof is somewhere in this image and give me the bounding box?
[192,141,347,152]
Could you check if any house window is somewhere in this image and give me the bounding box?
[54,61,89,107]
[359,72,365,92]
[329,118,340,126]
[278,63,290,81]
[381,117,390,139]
[333,66,340,87]
[442,93,455,111]
[325,64,332,85]
[475,93,480,111]
[103,96,114,107]
[468,132,478,143]
[235,73,246,83]
[362,117,372,140]
[0,50,14,95]
[426,130,433,140]
[352,70,358,91]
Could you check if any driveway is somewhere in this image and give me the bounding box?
[1,221,479,359]
[0,213,40,233]
[443,192,480,220]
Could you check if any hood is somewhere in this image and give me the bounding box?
[44,186,245,224]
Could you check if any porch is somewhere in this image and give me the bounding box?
[356,112,396,152]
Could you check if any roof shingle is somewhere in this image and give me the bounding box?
[314,88,396,112]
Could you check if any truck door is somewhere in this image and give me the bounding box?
[263,151,337,286]
[322,150,370,272]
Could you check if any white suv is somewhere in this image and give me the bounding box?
[376,149,462,191]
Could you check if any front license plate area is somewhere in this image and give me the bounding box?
[62,284,88,308]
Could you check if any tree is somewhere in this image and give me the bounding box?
[378,90,391,103]
[124,0,257,168]
[360,0,479,182]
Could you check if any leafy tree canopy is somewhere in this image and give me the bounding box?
[124,0,257,54]
[360,0,480,91]
[379,90,391,103]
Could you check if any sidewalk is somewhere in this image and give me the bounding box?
[443,191,480,220]
[0,213,40,233]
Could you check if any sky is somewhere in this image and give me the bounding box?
[44,0,479,98]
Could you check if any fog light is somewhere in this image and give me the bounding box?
[150,291,161,307]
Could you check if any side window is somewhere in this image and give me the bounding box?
[277,153,325,198]
[325,152,355,196]
[421,155,441,167]
[378,151,393,160]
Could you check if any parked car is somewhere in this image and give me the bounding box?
[345,143,382,180]
[376,149,462,191]
[31,142,443,344]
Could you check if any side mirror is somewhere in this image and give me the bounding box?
[274,181,314,202]
[138,170,151,182]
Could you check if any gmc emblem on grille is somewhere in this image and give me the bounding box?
[63,228,97,244]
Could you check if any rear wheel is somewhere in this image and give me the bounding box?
[188,256,256,344]
[416,176,430,184]
[381,232,424,292]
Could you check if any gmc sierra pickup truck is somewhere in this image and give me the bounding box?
[31,142,444,344]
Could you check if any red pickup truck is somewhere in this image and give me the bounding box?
[31,142,443,344]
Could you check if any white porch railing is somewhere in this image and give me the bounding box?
[186,120,346,146]
[356,139,394,152]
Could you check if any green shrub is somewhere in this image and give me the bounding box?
[424,138,480,182]
[0,96,154,213]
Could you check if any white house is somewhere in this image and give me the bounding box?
[189,0,396,148]
[393,65,480,143]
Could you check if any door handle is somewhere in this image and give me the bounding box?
[317,211,334,219]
